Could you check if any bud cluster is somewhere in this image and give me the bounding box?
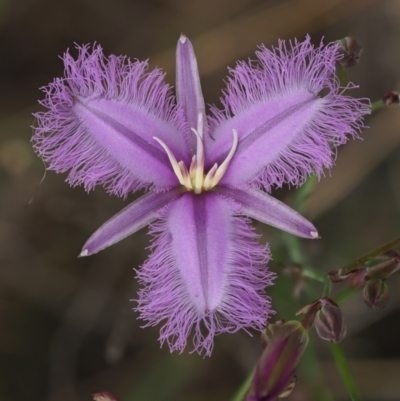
[328,249,400,310]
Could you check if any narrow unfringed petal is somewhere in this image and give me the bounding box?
[33,45,188,196]
[207,37,370,190]
[176,35,206,150]
[80,187,184,256]
[215,186,318,239]
[136,192,275,356]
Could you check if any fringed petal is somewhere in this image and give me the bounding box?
[33,44,188,196]
[206,37,370,190]
[136,192,275,356]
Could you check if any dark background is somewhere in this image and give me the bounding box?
[0,0,400,400]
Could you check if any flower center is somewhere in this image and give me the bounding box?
[154,114,238,194]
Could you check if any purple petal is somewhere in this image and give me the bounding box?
[33,45,188,196]
[136,192,275,356]
[206,37,370,190]
[215,186,318,239]
[176,35,206,151]
[81,188,183,256]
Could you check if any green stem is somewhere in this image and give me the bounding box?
[340,235,400,275]
[329,343,361,401]
[293,174,318,213]
[371,99,384,113]
[334,286,359,304]
[282,232,304,264]
[300,343,334,401]
[322,279,332,297]
[229,368,255,401]
[302,266,327,283]
[337,66,349,87]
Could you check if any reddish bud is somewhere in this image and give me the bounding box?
[380,249,400,259]
[328,268,352,283]
[296,299,321,330]
[328,265,367,287]
[348,265,367,288]
[366,258,400,280]
[382,91,400,106]
[336,36,363,67]
[315,302,347,343]
[92,392,119,401]
[247,321,308,401]
[363,278,390,310]
[297,297,346,342]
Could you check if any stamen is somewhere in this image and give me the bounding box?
[203,163,218,190]
[153,137,186,186]
[189,155,196,181]
[208,129,238,187]
[191,127,204,194]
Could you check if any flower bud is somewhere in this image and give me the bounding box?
[380,249,400,259]
[348,265,367,288]
[366,258,400,280]
[314,302,347,343]
[382,91,400,106]
[328,268,352,283]
[363,278,390,310]
[92,392,119,401]
[247,321,308,401]
[336,36,363,67]
[328,266,367,287]
[267,319,285,336]
[296,299,321,330]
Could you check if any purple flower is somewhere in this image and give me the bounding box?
[32,35,369,356]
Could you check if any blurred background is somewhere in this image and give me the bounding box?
[1,0,400,400]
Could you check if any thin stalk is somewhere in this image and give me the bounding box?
[337,66,348,87]
[293,174,318,213]
[283,232,304,264]
[229,368,255,401]
[300,343,335,401]
[322,279,332,298]
[339,235,400,275]
[329,343,361,401]
[335,287,360,304]
[370,99,384,113]
[302,266,328,283]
